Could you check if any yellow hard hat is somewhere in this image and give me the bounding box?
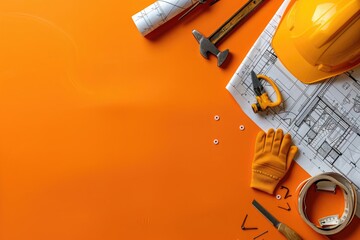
[272,0,360,84]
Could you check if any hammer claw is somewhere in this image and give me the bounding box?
[192,29,203,44]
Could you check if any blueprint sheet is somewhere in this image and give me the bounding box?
[226,0,360,215]
[132,0,196,36]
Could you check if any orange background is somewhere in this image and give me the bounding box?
[0,0,359,239]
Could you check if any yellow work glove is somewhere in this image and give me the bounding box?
[251,128,298,194]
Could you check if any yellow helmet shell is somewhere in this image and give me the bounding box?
[272,0,360,84]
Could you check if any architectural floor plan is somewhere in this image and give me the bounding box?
[226,0,360,214]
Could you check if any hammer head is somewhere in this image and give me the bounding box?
[192,30,229,67]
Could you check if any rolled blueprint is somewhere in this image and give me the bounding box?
[132,0,197,36]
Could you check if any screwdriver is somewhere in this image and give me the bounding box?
[252,199,302,240]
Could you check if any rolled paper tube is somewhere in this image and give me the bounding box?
[132,0,196,36]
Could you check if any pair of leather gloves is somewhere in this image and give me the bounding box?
[250,128,298,194]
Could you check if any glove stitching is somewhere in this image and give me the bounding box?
[253,169,281,180]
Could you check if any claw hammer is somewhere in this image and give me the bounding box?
[192,0,266,66]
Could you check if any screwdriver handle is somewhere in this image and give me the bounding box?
[277,223,303,240]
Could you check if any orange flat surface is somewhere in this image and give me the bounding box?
[0,0,359,239]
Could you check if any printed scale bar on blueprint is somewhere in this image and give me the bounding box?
[226,0,360,216]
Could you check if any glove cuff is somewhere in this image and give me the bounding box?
[250,170,280,194]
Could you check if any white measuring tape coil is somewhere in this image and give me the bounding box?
[297,172,357,236]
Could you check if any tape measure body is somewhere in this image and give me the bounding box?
[296,172,357,236]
